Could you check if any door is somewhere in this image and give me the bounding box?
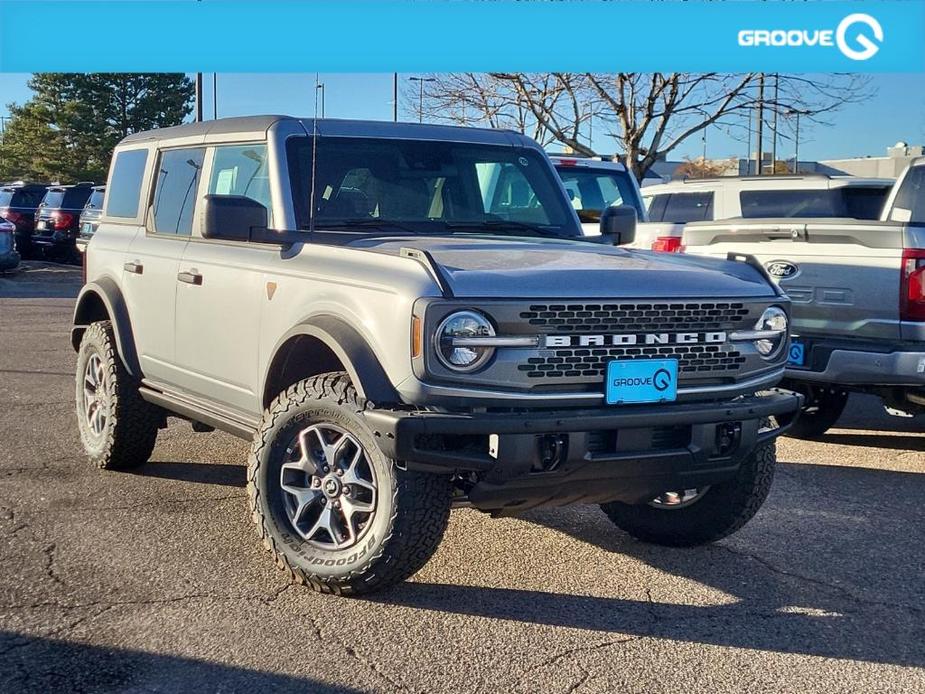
[173,144,274,415]
[121,146,205,388]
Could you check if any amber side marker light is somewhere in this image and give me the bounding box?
[411,316,423,359]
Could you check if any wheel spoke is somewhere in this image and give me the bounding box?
[281,484,321,525]
[281,422,378,551]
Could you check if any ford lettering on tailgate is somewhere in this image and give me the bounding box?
[606,359,679,405]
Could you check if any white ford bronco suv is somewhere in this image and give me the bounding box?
[72,116,800,595]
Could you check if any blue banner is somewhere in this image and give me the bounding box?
[0,1,922,72]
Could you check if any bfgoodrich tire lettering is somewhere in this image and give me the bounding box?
[248,372,452,595]
[75,320,160,470]
[600,438,777,547]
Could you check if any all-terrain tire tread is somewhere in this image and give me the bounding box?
[247,372,451,595]
[77,321,160,470]
[601,439,776,547]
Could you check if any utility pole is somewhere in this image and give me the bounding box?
[755,74,765,175]
[746,107,752,175]
[771,73,779,173]
[212,74,218,120]
[408,76,435,124]
[787,109,804,174]
[702,127,707,163]
[195,73,203,122]
[393,73,398,122]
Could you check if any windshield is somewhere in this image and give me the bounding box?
[555,165,642,223]
[287,137,580,238]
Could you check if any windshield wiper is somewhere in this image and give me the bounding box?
[444,219,571,240]
[312,218,422,235]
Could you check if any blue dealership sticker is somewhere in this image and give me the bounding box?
[788,341,806,366]
[606,359,678,405]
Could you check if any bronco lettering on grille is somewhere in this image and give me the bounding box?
[544,332,727,348]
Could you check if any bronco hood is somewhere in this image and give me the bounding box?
[353,236,775,299]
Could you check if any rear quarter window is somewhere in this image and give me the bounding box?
[658,192,714,223]
[106,149,149,218]
[62,187,93,208]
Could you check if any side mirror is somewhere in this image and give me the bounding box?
[201,194,268,242]
[599,204,637,246]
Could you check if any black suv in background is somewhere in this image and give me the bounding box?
[0,182,48,258]
[32,182,94,262]
[75,185,105,255]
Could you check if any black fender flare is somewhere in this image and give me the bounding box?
[71,278,141,378]
[266,315,401,406]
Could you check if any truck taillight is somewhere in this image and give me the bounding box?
[51,212,73,230]
[0,208,19,223]
[900,249,925,321]
[651,236,683,253]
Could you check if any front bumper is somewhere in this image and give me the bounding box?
[786,344,925,386]
[364,392,801,513]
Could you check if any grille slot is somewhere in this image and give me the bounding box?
[518,344,746,379]
[520,302,749,332]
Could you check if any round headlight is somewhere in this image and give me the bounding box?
[754,306,788,358]
[435,310,496,372]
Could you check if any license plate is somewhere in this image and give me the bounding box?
[81,222,93,234]
[36,221,48,230]
[606,359,678,405]
[788,340,806,366]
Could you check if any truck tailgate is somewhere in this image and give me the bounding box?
[683,218,906,341]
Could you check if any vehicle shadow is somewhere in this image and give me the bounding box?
[827,393,925,436]
[133,461,247,488]
[816,431,925,451]
[0,632,360,693]
[372,460,925,668]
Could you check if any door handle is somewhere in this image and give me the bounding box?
[177,271,203,286]
[123,261,144,275]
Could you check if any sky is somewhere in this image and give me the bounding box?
[1,72,923,163]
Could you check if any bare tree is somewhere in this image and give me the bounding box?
[412,73,873,181]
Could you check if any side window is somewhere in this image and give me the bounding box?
[662,192,713,223]
[151,148,205,236]
[892,166,925,224]
[646,194,669,222]
[207,144,273,226]
[107,149,149,218]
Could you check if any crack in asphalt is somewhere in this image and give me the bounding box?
[42,543,66,588]
[564,664,590,694]
[715,543,925,617]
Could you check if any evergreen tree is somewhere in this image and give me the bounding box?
[0,73,193,182]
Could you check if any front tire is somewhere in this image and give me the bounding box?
[75,321,161,469]
[600,438,777,547]
[248,373,452,595]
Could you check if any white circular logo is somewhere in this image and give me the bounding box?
[836,13,883,61]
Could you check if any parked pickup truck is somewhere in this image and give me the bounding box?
[683,158,925,438]
[72,116,800,595]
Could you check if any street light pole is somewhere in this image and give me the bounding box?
[393,73,398,122]
[212,73,218,120]
[316,83,326,119]
[195,73,203,122]
[785,108,805,174]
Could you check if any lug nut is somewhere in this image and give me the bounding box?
[336,469,344,476]
[322,466,330,474]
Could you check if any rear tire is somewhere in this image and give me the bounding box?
[248,372,452,595]
[787,388,848,440]
[75,321,161,469]
[600,438,777,547]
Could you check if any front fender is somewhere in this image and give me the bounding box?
[71,278,141,378]
[267,315,401,406]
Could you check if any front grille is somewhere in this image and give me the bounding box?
[520,302,750,333]
[518,343,746,379]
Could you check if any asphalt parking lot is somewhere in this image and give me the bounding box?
[1,262,924,693]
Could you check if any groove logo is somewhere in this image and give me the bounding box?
[738,13,883,61]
